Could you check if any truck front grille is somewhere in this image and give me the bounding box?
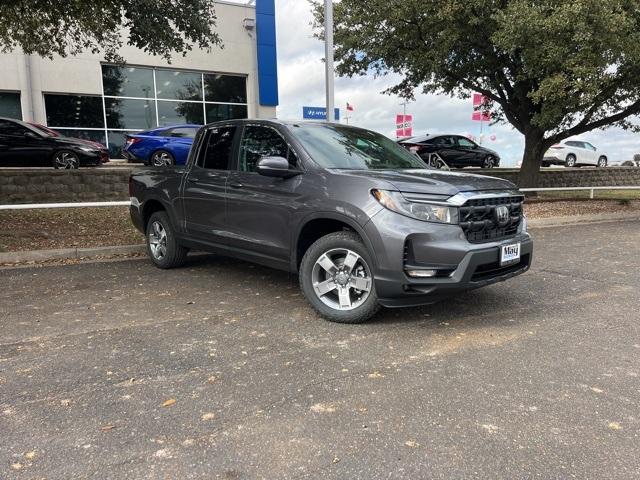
[458,196,523,244]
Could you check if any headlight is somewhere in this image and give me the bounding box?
[372,189,458,224]
[78,146,96,153]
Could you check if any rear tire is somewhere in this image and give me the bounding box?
[565,154,577,167]
[145,211,188,269]
[597,156,607,168]
[299,231,380,324]
[150,150,175,167]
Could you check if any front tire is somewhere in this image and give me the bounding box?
[146,211,188,269]
[300,231,380,324]
[53,151,80,169]
[481,155,496,169]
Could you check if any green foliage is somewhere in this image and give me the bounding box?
[0,0,222,62]
[313,0,640,185]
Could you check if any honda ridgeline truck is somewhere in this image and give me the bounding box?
[130,120,532,323]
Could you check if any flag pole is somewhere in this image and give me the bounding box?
[324,0,335,123]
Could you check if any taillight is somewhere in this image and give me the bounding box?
[550,144,564,149]
[126,137,142,147]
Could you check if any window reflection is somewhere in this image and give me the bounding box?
[204,74,247,103]
[0,92,22,119]
[45,94,104,128]
[157,101,204,126]
[205,104,247,123]
[155,70,202,101]
[104,98,156,130]
[102,65,154,98]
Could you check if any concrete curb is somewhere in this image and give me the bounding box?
[0,244,146,264]
[528,211,640,228]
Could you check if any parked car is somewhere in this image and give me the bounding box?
[28,122,109,163]
[0,117,108,168]
[543,140,608,167]
[123,125,201,166]
[130,120,532,324]
[398,134,501,169]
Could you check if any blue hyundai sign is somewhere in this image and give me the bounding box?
[302,106,340,121]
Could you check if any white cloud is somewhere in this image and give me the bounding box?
[274,0,639,166]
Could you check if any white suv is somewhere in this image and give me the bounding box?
[543,140,608,167]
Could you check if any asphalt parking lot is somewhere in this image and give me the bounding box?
[1,221,639,479]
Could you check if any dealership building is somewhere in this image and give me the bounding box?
[0,0,278,157]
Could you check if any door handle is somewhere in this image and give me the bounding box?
[229,182,244,189]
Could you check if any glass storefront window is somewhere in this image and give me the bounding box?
[155,70,203,101]
[204,74,247,103]
[0,92,22,119]
[107,130,136,158]
[102,65,154,98]
[157,100,204,126]
[205,103,248,123]
[104,98,156,130]
[44,94,104,128]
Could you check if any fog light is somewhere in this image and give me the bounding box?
[406,269,437,278]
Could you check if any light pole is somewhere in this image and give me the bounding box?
[324,0,335,122]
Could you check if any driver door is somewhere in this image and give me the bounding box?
[224,124,303,265]
[0,120,50,167]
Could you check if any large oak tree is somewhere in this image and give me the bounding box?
[0,0,222,62]
[313,0,640,186]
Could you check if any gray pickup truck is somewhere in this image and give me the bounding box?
[130,120,532,323]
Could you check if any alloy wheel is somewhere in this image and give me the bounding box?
[55,152,79,169]
[483,156,495,168]
[311,248,372,311]
[148,221,168,260]
[152,151,173,167]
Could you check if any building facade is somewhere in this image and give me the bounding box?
[0,0,278,157]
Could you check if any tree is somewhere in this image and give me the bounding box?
[0,0,222,62]
[312,0,640,186]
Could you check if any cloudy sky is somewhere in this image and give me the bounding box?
[271,0,638,166]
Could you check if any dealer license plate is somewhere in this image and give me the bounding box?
[500,243,521,266]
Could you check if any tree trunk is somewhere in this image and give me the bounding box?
[518,130,547,188]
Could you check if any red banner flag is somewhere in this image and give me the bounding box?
[396,114,413,138]
[472,93,491,121]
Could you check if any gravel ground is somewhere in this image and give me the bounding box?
[0,200,638,252]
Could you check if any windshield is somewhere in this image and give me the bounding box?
[289,124,427,170]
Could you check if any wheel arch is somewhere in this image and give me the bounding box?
[141,198,176,232]
[292,213,376,273]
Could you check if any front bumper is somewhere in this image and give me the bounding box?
[364,209,533,308]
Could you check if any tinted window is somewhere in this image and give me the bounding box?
[433,136,455,146]
[44,94,104,128]
[104,98,156,129]
[204,74,247,103]
[566,141,582,148]
[102,65,154,98]
[200,126,236,170]
[457,137,476,147]
[168,127,198,138]
[290,124,425,170]
[155,70,203,101]
[239,126,293,173]
[157,100,204,126]
[0,92,22,119]
[0,119,30,136]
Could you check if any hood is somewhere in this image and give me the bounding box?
[334,169,517,196]
[55,137,103,150]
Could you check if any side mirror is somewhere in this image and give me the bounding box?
[257,156,300,178]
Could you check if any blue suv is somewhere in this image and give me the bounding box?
[123,124,201,166]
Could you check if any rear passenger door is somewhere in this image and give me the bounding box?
[182,125,237,244]
[224,124,302,265]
